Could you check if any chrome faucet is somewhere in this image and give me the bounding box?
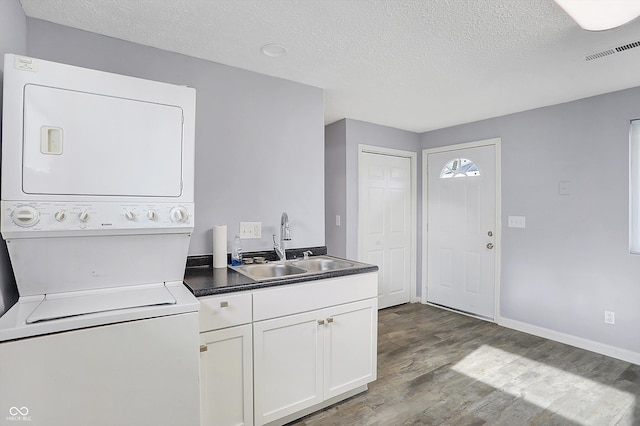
[273,212,291,261]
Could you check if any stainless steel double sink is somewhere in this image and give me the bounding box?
[229,255,356,281]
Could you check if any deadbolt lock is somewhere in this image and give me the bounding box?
[488,231,493,237]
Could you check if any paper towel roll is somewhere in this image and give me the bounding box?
[212,225,227,268]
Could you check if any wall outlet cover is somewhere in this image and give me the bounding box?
[604,310,615,325]
[240,221,262,239]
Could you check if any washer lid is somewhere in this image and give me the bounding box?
[26,283,176,324]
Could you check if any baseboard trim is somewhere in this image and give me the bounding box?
[498,316,640,366]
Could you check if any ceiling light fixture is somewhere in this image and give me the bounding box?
[554,0,640,31]
[261,44,287,58]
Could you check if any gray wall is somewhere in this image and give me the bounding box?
[0,0,26,315]
[325,119,421,271]
[26,18,325,256]
[325,120,347,257]
[422,87,640,354]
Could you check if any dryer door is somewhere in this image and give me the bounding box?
[22,84,184,197]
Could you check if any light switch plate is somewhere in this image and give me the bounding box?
[508,216,526,228]
[240,222,262,239]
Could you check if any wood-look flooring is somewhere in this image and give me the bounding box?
[289,303,640,426]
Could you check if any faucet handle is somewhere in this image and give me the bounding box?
[303,250,313,260]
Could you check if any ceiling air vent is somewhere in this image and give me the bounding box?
[586,40,640,61]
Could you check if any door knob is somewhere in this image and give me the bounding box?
[486,243,494,249]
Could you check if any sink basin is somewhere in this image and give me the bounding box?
[230,255,359,282]
[232,263,307,281]
[292,257,354,272]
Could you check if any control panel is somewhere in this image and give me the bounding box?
[1,201,194,236]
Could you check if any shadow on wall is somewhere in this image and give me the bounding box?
[0,230,17,316]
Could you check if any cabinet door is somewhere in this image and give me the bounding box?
[253,310,323,426]
[323,298,378,399]
[200,324,253,426]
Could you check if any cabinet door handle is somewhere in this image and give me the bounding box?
[317,319,325,325]
[220,301,229,308]
[327,317,334,323]
[200,345,208,353]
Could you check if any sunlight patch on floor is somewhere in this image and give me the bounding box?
[451,345,635,425]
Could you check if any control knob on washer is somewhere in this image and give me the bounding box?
[124,209,136,221]
[11,205,39,227]
[146,210,158,221]
[78,210,90,222]
[54,210,67,222]
[170,206,188,223]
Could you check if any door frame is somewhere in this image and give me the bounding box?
[357,144,418,302]
[421,138,502,320]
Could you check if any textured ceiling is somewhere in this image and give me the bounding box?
[19,0,640,132]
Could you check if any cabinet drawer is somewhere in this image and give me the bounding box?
[199,292,252,332]
[253,272,377,321]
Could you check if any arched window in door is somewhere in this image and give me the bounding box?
[440,158,480,179]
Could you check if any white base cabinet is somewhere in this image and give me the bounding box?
[199,293,253,426]
[252,273,378,426]
[200,324,253,426]
[323,299,378,399]
[253,298,377,425]
[254,310,324,424]
[198,272,378,426]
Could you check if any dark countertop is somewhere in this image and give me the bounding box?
[183,246,379,297]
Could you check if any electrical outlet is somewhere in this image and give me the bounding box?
[604,310,615,325]
[239,222,262,239]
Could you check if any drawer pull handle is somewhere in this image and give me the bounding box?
[317,319,325,325]
[220,301,229,308]
[200,345,208,353]
[327,317,334,323]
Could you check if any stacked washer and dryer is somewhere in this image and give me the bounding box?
[0,54,201,425]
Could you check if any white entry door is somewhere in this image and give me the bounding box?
[426,143,497,319]
[359,150,412,309]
